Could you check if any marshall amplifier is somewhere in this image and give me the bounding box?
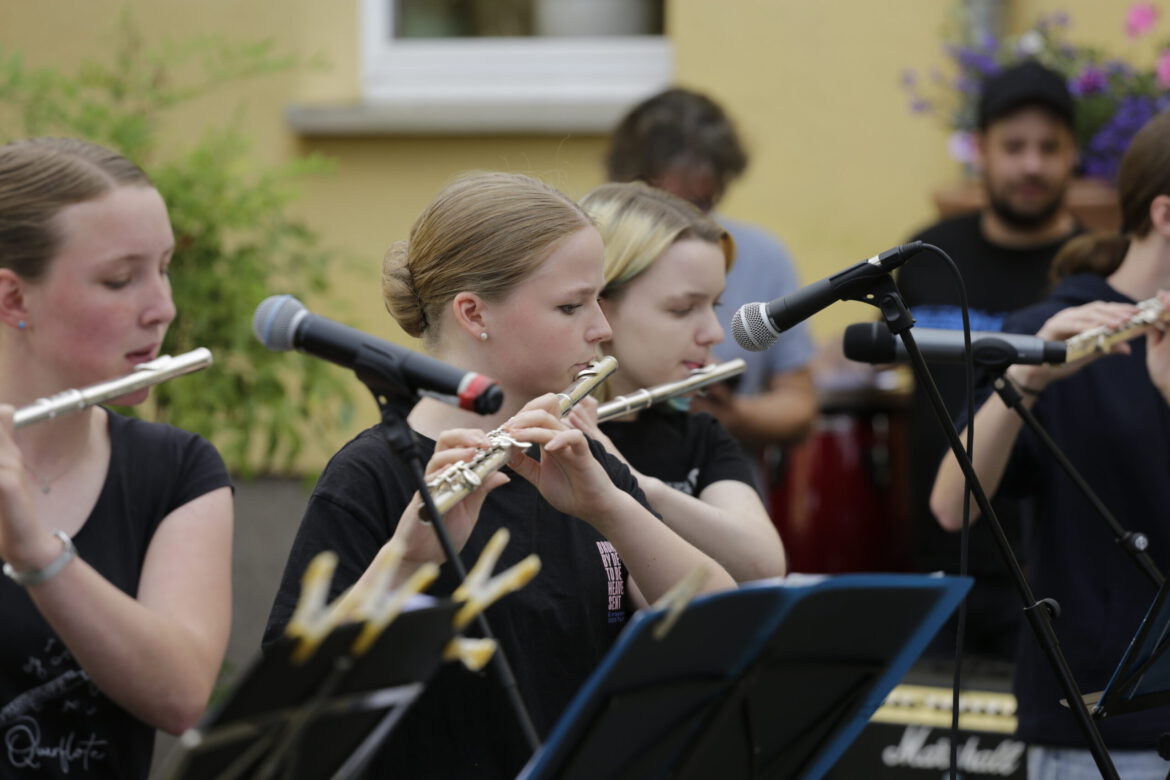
[825,684,1026,779]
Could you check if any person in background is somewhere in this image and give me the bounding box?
[604,88,818,479]
[568,181,786,583]
[931,109,1170,780]
[264,172,734,779]
[0,138,233,779]
[895,60,1081,664]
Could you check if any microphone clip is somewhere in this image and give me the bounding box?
[352,342,424,419]
[843,271,916,336]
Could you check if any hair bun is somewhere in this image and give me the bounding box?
[382,240,428,337]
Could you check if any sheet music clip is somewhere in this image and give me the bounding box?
[519,572,971,780]
[651,564,709,641]
[159,534,539,779]
[452,527,541,630]
[1071,575,1170,719]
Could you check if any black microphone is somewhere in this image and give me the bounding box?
[731,241,926,352]
[842,322,1067,366]
[253,295,504,415]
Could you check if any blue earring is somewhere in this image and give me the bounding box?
[16,320,26,330]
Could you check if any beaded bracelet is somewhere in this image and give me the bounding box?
[3,529,77,586]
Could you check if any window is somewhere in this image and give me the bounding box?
[288,0,673,135]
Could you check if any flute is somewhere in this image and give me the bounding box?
[14,349,213,428]
[596,359,747,423]
[1065,296,1168,363]
[424,356,618,518]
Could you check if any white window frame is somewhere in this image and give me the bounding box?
[352,0,674,133]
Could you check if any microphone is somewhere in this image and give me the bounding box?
[842,323,1067,366]
[253,295,504,415]
[731,241,926,351]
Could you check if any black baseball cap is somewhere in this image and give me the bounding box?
[977,60,1075,130]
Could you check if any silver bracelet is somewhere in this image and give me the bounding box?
[3,530,77,586]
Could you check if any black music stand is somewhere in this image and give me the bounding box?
[519,573,971,780]
[158,597,458,780]
[1082,577,1170,720]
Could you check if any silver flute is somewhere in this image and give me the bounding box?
[14,349,213,428]
[424,356,618,518]
[596,359,746,423]
[1064,296,1168,363]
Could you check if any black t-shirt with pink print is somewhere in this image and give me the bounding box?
[264,425,648,779]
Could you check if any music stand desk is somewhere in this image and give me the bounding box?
[520,573,971,780]
[1088,575,1170,720]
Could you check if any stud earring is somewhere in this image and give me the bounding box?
[478,331,489,342]
[16,320,27,330]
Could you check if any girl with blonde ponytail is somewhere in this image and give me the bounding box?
[265,172,733,779]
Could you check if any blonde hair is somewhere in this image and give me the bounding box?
[0,138,152,281]
[580,181,733,303]
[581,182,734,400]
[383,172,592,346]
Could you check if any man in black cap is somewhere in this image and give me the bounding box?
[894,59,1080,670]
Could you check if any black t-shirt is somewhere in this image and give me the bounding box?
[897,212,1077,577]
[994,274,1170,748]
[264,425,652,779]
[0,410,230,780]
[600,406,756,496]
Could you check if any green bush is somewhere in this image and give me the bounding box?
[0,16,352,475]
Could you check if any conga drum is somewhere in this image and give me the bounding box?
[768,387,912,574]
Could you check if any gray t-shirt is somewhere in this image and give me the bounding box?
[711,216,815,394]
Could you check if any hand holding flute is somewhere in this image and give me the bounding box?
[1007,291,1170,399]
[391,359,619,574]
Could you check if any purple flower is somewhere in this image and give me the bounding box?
[1104,59,1135,78]
[1072,67,1108,96]
[950,46,999,76]
[905,4,1170,181]
[1082,96,1157,181]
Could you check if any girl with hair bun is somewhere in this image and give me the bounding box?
[265,172,733,779]
[0,138,233,779]
[569,181,785,583]
[931,111,1170,777]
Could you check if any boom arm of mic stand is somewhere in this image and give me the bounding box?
[890,320,1120,780]
[353,350,542,755]
[987,371,1165,589]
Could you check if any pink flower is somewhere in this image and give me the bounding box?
[1157,50,1170,88]
[1126,3,1159,38]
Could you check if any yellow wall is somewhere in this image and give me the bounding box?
[0,0,1139,465]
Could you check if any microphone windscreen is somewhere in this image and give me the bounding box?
[253,295,305,352]
[731,303,778,352]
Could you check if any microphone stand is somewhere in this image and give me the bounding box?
[852,278,1120,780]
[985,366,1164,590]
[351,346,542,754]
